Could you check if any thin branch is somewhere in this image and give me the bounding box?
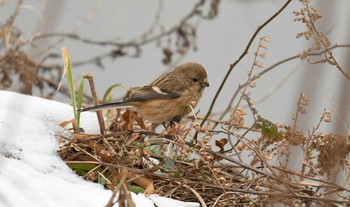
[211,44,350,130]
[305,3,349,81]
[199,0,292,130]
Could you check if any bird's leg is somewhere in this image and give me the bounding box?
[164,116,181,129]
[162,122,168,130]
[172,116,182,124]
[161,122,173,139]
[162,116,182,139]
[159,122,170,139]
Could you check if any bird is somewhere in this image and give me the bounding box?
[81,62,209,124]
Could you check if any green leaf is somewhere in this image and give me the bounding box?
[62,48,78,126]
[76,74,85,125]
[97,174,107,186]
[144,145,161,156]
[130,86,142,91]
[254,123,262,129]
[129,185,145,194]
[102,83,127,103]
[258,117,281,139]
[66,56,76,117]
[162,157,176,171]
[67,163,102,176]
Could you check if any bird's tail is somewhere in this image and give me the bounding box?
[80,101,133,112]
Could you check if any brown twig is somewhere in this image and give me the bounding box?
[84,72,106,134]
[304,3,349,81]
[226,36,268,130]
[212,44,350,130]
[199,0,292,129]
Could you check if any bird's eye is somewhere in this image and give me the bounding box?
[192,78,198,82]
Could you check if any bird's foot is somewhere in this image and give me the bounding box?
[169,116,182,127]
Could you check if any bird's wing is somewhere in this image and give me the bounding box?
[125,85,181,102]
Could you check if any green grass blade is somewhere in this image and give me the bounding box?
[62,48,78,125]
[102,83,126,103]
[76,74,85,125]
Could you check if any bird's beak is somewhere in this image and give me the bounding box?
[202,79,209,87]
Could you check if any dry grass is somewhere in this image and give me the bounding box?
[57,90,350,206]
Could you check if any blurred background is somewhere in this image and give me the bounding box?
[0,0,349,134]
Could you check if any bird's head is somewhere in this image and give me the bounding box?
[175,62,209,89]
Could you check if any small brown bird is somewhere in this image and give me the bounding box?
[81,62,209,124]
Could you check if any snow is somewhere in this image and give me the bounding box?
[0,91,199,207]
